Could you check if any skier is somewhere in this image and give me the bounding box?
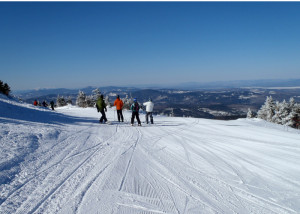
[96,95,108,123]
[50,100,55,110]
[42,100,48,108]
[131,98,141,126]
[33,100,38,106]
[143,98,154,124]
[113,95,124,122]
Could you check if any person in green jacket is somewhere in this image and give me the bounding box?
[96,95,107,123]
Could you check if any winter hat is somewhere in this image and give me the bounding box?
[117,95,120,98]
[134,98,137,102]
[100,95,104,99]
[149,98,152,101]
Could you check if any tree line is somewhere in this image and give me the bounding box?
[0,80,11,96]
[56,88,133,109]
[248,96,300,129]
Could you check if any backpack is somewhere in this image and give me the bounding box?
[135,103,139,111]
[132,102,139,112]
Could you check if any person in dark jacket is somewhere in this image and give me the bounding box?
[50,100,55,110]
[42,100,48,108]
[131,98,141,126]
[96,95,107,123]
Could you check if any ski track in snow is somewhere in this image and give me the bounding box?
[1,97,300,214]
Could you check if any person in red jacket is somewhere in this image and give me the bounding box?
[114,95,124,122]
[33,100,38,106]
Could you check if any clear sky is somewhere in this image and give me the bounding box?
[1,2,300,90]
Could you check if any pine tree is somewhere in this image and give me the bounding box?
[286,103,300,128]
[257,96,300,129]
[273,100,289,125]
[170,108,174,117]
[257,96,275,122]
[0,80,3,94]
[105,95,111,107]
[56,95,67,107]
[3,83,11,96]
[66,96,73,105]
[272,101,281,124]
[123,94,133,110]
[289,97,295,110]
[281,100,291,125]
[247,108,254,118]
[90,88,101,107]
[76,91,87,107]
[92,88,101,100]
[85,95,94,107]
[0,80,11,96]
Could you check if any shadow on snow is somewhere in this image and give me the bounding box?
[0,100,96,126]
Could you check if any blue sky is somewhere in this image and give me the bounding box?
[1,2,300,90]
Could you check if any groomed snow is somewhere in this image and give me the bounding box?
[1,96,300,214]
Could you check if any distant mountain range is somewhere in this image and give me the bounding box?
[14,78,300,98]
[11,78,300,120]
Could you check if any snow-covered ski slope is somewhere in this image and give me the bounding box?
[1,95,300,214]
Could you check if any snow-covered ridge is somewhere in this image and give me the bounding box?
[167,90,192,94]
[1,95,300,213]
[199,108,234,116]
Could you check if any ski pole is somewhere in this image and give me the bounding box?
[114,107,116,121]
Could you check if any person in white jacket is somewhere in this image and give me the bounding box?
[143,98,154,124]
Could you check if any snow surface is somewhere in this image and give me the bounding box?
[1,95,300,214]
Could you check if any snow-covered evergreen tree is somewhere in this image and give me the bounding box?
[170,108,174,117]
[272,101,280,123]
[122,95,133,110]
[105,95,111,107]
[76,91,87,107]
[272,100,289,125]
[257,96,275,122]
[247,108,254,118]
[66,96,73,105]
[281,100,291,125]
[289,97,295,110]
[257,96,300,129]
[87,88,101,107]
[85,95,94,107]
[92,88,101,100]
[56,95,67,107]
[286,103,300,128]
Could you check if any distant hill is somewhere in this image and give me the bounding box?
[172,79,300,90]
[14,86,139,100]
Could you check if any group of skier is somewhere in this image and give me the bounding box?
[33,100,55,110]
[96,95,154,126]
[32,94,154,126]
